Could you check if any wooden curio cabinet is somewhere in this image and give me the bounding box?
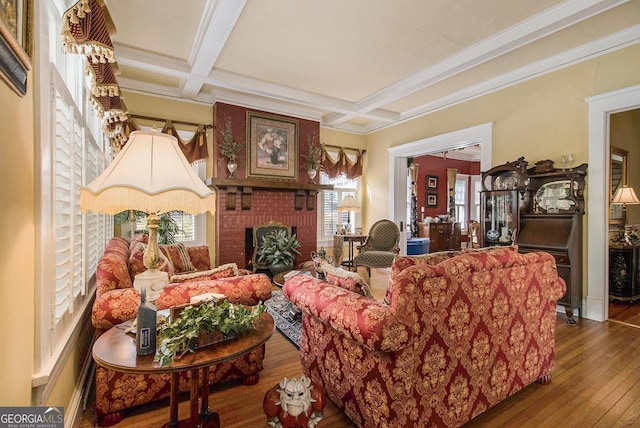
[609,245,640,302]
[480,157,529,247]
[516,161,587,325]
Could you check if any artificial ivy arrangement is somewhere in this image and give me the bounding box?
[155,298,266,366]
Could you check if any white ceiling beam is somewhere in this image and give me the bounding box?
[353,0,630,115]
[182,0,247,99]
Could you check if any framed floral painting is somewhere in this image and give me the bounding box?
[247,111,298,180]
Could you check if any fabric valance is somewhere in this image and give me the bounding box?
[321,148,364,180]
[62,0,128,150]
[117,119,209,165]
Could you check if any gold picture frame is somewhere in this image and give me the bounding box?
[247,112,298,180]
[0,0,32,96]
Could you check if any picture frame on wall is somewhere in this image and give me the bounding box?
[426,175,438,189]
[0,0,32,97]
[247,111,298,180]
[426,193,438,207]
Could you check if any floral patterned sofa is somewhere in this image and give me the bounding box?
[283,246,566,428]
[92,236,272,426]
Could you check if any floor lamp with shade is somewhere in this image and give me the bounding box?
[611,184,640,243]
[337,195,360,234]
[80,130,216,301]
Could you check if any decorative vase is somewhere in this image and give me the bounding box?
[307,168,317,184]
[227,159,237,178]
[269,261,293,276]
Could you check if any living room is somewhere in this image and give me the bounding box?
[2,0,640,426]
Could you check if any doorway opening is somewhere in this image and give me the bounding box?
[388,123,493,254]
[586,84,640,322]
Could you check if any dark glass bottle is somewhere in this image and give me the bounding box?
[136,288,157,356]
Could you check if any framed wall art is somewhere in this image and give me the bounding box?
[426,175,438,189]
[247,111,298,180]
[426,193,438,208]
[0,0,32,97]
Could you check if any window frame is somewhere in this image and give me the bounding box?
[33,0,112,400]
[317,172,361,248]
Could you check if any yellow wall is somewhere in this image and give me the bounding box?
[363,44,640,227]
[0,73,35,404]
[320,127,366,150]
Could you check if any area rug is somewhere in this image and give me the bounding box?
[265,289,302,348]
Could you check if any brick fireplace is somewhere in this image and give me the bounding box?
[210,102,330,269]
[213,186,318,269]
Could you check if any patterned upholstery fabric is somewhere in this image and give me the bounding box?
[92,237,272,425]
[353,219,400,270]
[160,242,197,273]
[321,262,373,298]
[170,262,239,283]
[186,245,213,271]
[284,247,566,428]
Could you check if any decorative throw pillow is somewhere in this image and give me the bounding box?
[129,242,175,278]
[160,243,197,273]
[170,263,240,283]
[186,245,212,271]
[322,263,373,298]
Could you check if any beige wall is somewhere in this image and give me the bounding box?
[363,44,640,228]
[0,74,35,404]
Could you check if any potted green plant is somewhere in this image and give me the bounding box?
[256,229,301,275]
[114,210,180,243]
[155,298,266,366]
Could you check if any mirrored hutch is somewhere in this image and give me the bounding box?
[481,158,587,324]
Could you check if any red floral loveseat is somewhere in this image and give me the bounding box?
[284,246,566,428]
[92,236,272,426]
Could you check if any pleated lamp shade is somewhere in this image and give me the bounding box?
[611,185,640,206]
[80,130,216,215]
[337,195,360,212]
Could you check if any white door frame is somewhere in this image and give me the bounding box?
[586,84,640,322]
[388,123,494,254]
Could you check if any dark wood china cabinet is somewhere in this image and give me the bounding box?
[481,158,587,325]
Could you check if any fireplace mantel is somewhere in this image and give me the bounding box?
[206,177,333,210]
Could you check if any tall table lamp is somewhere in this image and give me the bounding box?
[337,195,360,234]
[611,184,640,242]
[80,130,216,300]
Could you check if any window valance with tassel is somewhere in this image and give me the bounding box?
[118,119,210,165]
[321,148,364,179]
[61,0,128,149]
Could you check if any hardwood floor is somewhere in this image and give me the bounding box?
[79,268,640,427]
[609,300,640,327]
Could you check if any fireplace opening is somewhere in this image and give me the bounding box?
[244,226,297,272]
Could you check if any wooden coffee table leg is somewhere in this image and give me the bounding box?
[190,369,199,423]
[167,372,180,427]
[199,366,220,427]
[200,366,210,417]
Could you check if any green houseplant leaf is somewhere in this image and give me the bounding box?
[256,229,301,266]
[155,298,266,366]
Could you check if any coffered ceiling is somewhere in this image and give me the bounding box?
[104,0,640,134]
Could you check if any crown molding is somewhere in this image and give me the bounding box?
[114,0,636,135]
